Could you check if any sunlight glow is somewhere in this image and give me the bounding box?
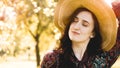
[33,7,41,13]
[105,0,115,7]
[43,8,54,17]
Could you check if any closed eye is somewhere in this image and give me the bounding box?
[82,20,89,27]
[73,17,79,22]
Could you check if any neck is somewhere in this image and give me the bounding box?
[72,40,90,61]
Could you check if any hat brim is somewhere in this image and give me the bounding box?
[54,0,117,51]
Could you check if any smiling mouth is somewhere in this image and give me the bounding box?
[72,31,80,35]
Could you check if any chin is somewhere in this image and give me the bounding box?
[71,39,82,42]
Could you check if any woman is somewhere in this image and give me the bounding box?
[41,0,119,68]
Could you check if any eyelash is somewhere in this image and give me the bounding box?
[82,21,89,27]
[73,18,78,22]
[82,23,88,27]
[72,19,89,27]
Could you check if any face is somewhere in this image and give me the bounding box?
[69,11,94,43]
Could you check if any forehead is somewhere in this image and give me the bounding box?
[76,11,94,23]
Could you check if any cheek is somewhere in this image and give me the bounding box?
[69,23,74,28]
[82,28,94,36]
[69,24,74,32]
[68,26,74,39]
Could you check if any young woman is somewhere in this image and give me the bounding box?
[41,0,119,68]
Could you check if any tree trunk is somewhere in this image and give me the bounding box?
[35,34,40,67]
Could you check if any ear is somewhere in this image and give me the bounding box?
[90,32,95,38]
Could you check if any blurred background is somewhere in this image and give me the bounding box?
[0,0,119,68]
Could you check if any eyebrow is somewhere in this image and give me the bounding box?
[75,16,89,23]
[74,16,78,19]
[83,20,89,23]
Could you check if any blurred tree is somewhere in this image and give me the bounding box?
[0,0,58,67]
[0,0,17,56]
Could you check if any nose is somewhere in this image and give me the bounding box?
[74,21,81,30]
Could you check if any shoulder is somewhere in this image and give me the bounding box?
[41,50,61,68]
[91,51,118,67]
[88,52,108,67]
[43,50,60,62]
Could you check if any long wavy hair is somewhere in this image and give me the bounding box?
[57,8,103,59]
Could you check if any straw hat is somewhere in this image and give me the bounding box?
[54,0,117,51]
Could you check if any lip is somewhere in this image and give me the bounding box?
[72,31,80,35]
